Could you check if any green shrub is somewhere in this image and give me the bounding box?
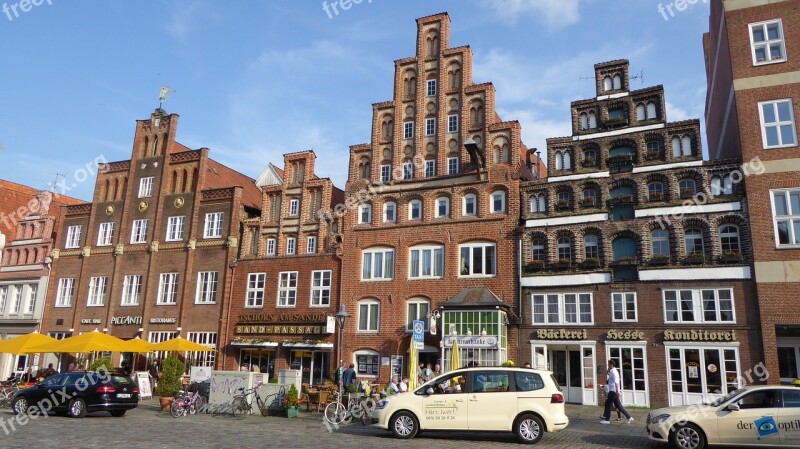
[89,357,112,373]
[154,355,184,398]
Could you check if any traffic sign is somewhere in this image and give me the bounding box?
[412,320,424,343]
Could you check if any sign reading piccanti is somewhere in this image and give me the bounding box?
[443,336,498,348]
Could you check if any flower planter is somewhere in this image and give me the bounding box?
[720,254,742,264]
[684,255,705,265]
[648,257,670,266]
[268,406,298,418]
[525,262,545,273]
[581,199,596,208]
[680,190,695,199]
[581,259,600,269]
[649,193,663,202]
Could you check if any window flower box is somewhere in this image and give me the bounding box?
[554,259,572,270]
[581,198,596,208]
[680,189,695,199]
[720,251,742,263]
[525,261,545,273]
[608,195,634,206]
[648,255,671,266]
[683,253,706,265]
[649,192,663,202]
[555,201,570,211]
[612,256,638,266]
[582,158,596,167]
[581,258,601,268]
[646,151,663,160]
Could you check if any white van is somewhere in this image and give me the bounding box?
[372,367,569,444]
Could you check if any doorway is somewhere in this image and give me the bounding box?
[551,348,582,403]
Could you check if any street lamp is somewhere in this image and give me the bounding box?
[335,305,350,372]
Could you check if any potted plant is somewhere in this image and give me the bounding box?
[649,191,663,201]
[720,250,742,263]
[684,253,706,265]
[281,384,301,418]
[581,197,596,207]
[680,188,695,199]
[615,256,638,265]
[582,158,596,167]
[582,257,601,268]
[154,355,184,412]
[525,260,545,273]
[555,259,571,270]
[555,200,570,211]
[649,254,671,265]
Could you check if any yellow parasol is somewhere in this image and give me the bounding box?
[151,337,215,353]
[408,342,418,392]
[450,337,461,388]
[124,337,156,353]
[0,331,59,355]
[29,330,133,353]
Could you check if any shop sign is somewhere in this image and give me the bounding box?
[605,329,645,340]
[535,329,588,340]
[234,324,325,335]
[238,313,327,324]
[443,336,498,348]
[80,318,101,325]
[110,316,143,326]
[150,317,177,324]
[664,329,737,342]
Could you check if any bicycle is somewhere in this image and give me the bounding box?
[323,390,374,426]
[170,390,206,417]
[230,383,267,419]
[0,382,21,408]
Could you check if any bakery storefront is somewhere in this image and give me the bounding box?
[530,328,598,406]
[232,313,335,383]
[663,329,741,407]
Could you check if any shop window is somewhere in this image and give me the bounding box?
[531,293,592,324]
[663,288,735,323]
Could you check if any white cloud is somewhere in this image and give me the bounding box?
[250,40,359,74]
[165,1,203,40]
[473,0,582,28]
[500,108,572,168]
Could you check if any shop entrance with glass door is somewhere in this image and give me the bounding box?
[551,348,582,403]
[531,341,596,405]
[289,351,330,385]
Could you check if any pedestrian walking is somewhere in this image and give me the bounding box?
[600,359,633,424]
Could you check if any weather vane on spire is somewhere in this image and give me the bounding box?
[159,85,172,109]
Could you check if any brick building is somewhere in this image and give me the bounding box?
[519,60,761,408]
[704,0,800,384]
[0,183,82,379]
[220,150,344,383]
[40,108,261,371]
[339,13,544,383]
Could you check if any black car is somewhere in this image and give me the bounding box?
[11,371,139,418]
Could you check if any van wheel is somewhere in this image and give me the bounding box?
[516,414,544,444]
[670,423,706,449]
[390,411,418,439]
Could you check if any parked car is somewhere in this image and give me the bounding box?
[11,371,139,418]
[646,384,800,448]
[372,366,568,444]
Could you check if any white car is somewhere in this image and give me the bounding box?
[646,385,800,448]
[372,367,569,444]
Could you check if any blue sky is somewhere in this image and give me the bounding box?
[0,0,712,201]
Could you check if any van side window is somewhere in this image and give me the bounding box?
[782,390,800,408]
[471,371,510,393]
[515,372,544,392]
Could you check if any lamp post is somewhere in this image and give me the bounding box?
[335,305,350,377]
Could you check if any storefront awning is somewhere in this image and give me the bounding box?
[231,341,279,348]
[282,342,334,350]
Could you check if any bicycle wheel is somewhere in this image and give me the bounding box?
[256,396,269,417]
[170,402,185,418]
[232,398,248,419]
[192,396,207,414]
[324,402,347,425]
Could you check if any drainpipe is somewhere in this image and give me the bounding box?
[517,237,523,363]
[222,260,237,369]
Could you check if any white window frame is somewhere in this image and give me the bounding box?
[458,242,496,277]
[166,216,185,242]
[663,288,736,324]
[435,197,449,218]
[425,118,436,136]
[130,219,148,244]
[195,271,218,304]
[121,275,142,306]
[0,286,6,314]
[380,164,391,183]
[383,202,396,223]
[10,286,21,314]
[408,199,422,221]
[358,300,380,332]
[289,199,299,216]
[186,332,218,368]
[611,292,637,322]
[409,245,444,279]
[55,278,74,307]
[402,162,413,180]
[65,225,82,249]
[277,271,298,307]
[157,273,179,305]
[463,193,476,216]
[25,284,37,314]
[310,270,332,307]
[246,273,266,308]
[531,293,594,325]
[426,79,436,97]
[490,191,506,213]
[758,99,797,149]
[749,19,786,66]
[447,157,459,175]
[138,176,154,198]
[266,238,276,256]
[286,237,296,255]
[97,222,114,246]
[203,212,224,239]
[306,236,317,254]
[448,115,458,133]
[770,189,800,248]
[403,121,414,140]
[361,247,395,281]
[424,160,435,177]
[358,204,372,224]
[87,276,107,307]
[406,300,430,331]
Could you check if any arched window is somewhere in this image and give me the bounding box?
[490,191,506,213]
[679,179,696,197]
[588,111,597,129]
[556,191,572,210]
[583,149,596,167]
[435,197,450,218]
[584,235,599,259]
[636,104,646,121]
[684,228,704,255]
[358,204,372,225]
[648,182,665,201]
[603,76,613,92]
[613,74,622,90]
[555,152,563,170]
[557,237,572,262]
[531,239,546,261]
[583,188,597,207]
[529,194,545,213]
[462,193,477,216]
[646,141,662,159]
[383,202,397,223]
[563,151,572,170]
[722,175,733,195]
[646,102,657,119]
[651,229,670,257]
[580,113,588,130]
[672,136,682,158]
[719,225,741,254]
[408,199,422,221]
[681,136,692,157]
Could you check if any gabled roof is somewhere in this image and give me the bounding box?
[255,163,284,188]
[204,159,262,210]
[442,286,508,309]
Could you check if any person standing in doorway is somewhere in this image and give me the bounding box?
[600,359,633,424]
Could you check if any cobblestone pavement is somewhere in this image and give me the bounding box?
[0,400,746,449]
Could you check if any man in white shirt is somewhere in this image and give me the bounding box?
[600,359,634,424]
[389,376,400,395]
[399,377,408,392]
